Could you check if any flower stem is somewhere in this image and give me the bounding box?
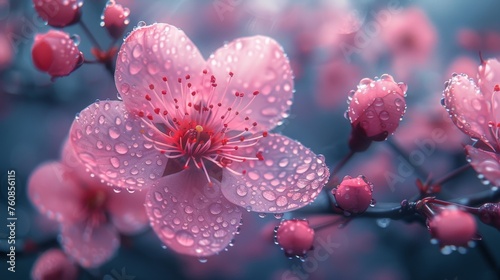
[79,20,103,51]
[385,139,429,179]
[331,150,355,178]
[430,163,471,187]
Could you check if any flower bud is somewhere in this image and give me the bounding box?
[347,74,407,151]
[275,219,315,257]
[33,0,82,27]
[32,30,84,78]
[428,208,476,247]
[333,175,374,214]
[102,0,130,40]
[478,203,500,230]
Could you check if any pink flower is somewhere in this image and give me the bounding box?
[31,249,78,280]
[379,7,436,62]
[443,58,500,186]
[315,58,361,110]
[68,23,329,257]
[378,7,437,79]
[28,141,148,267]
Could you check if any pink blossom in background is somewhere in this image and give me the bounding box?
[28,141,148,267]
[315,58,361,110]
[394,96,467,153]
[31,249,78,280]
[0,31,13,71]
[457,28,500,53]
[443,58,500,186]
[378,7,437,79]
[68,23,329,257]
[445,56,479,81]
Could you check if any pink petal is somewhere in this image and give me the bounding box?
[115,23,205,120]
[31,249,77,280]
[107,189,148,234]
[221,134,330,213]
[145,169,242,257]
[69,100,167,190]
[443,74,495,147]
[28,162,84,223]
[477,58,500,101]
[465,145,500,186]
[207,36,294,131]
[60,222,119,268]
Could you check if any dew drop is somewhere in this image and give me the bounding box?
[120,83,130,94]
[110,157,120,168]
[379,111,390,121]
[376,218,391,228]
[175,230,195,247]
[137,20,146,28]
[114,143,129,154]
[373,97,384,107]
[209,203,222,215]
[108,127,121,139]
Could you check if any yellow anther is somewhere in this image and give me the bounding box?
[195,125,203,133]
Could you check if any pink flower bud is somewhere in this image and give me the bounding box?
[347,74,407,150]
[32,30,84,78]
[275,219,315,257]
[31,249,78,280]
[428,208,476,247]
[33,0,82,27]
[102,0,130,40]
[333,175,374,214]
[478,203,500,230]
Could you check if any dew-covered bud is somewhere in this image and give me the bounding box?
[276,219,315,257]
[32,30,84,78]
[31,249,78,280]
[428,208,476,247]
[333,175,374,214]
[33,0,83,27]
[347,74,407,151]
[102,0,130,40]
[478,203,500,230]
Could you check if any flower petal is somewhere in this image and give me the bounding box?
[107,190,148,235]
[115,23,205,120]
[31,249,78,280]
[207,36,294,131]
[69,100,167,190]
[478,58,500,101]
[221,134,329,213]
[465,145,500,186]
[145,169,242,257]
[60,222,119,268]
[28,162,84,223]
[443,74,495,147]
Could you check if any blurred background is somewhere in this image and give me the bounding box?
[1,0,500,279]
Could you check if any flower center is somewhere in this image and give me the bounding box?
[82,187,108,227]
[137,69,268,183]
